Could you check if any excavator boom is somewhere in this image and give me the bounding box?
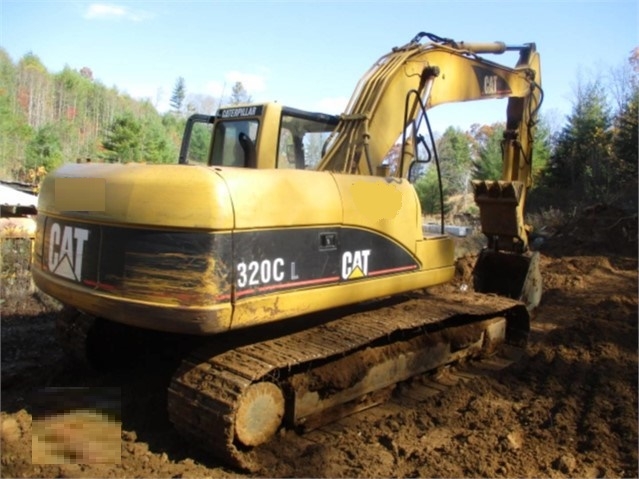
[318,33,541,179]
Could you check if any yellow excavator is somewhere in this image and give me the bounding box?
[32,32,543,469]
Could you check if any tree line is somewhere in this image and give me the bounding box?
[0,49,251,177]
[1,49,161,176]
[0,47,636,215]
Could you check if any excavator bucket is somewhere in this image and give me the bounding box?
[472,180,527,248]
[471,179,542,311]
[473,249,542,311]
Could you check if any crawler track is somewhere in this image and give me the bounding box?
[267,343,524,459]
[167,291,529,470]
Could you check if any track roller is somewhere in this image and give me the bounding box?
[235,382,285,447]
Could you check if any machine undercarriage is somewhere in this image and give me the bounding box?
[56,289,529,471]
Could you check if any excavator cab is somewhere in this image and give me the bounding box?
[178,104,339,170]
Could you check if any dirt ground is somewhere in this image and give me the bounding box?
[1,205,637,478]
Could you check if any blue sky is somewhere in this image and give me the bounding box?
[1,1,637,131]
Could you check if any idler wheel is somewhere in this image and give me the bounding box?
[235,382,284,447]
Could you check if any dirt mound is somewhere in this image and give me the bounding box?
[540,204,638,257]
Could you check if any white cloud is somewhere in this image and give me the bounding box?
[202,71,268,100]
[203,80,225,98]
[120,83,167,111]
[224,71,268,94]
[84,3,151,21]
[315,96,349,115]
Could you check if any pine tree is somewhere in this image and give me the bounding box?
[546,80,613,201]
[101,113,143,163]
[436,126,473,197]
[612,52,638,178]
[0,48,30,177]
[170,77,186,114]
[531,118,552,183]
[229,81,251,105]
[25,124,63,171]
[414,166,449,215]
[142,116,177,163]
[472,123,505,181]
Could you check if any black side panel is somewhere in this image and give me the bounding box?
[232,227,418,299]
[233,228,341,298]
[39,218,233,305]
[36,218,417,304]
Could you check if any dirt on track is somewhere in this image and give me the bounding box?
[1,206,637,478]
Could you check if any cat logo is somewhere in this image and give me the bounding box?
[341,249,371,280]
[472,66,512,97]
[484,75,499,95]
[47,223,89,282]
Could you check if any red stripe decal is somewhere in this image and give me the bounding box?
[368,265,418,276]
[82,279,117,291]
[235,276,341,298]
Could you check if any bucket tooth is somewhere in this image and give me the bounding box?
[471,180,527,250]
[472,180,523,203]
[474,181,488,196]
[488,181,503,198]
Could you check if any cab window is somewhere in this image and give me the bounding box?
[277,111,337,170]
[186,120,213,165]
[210,120,259,167]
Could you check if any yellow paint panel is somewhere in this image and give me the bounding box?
[349,180,403,220]
[220,168,343,229]
[414,236,455,270]
[39,164,235,230]
[332,174,422,252]
[55,177,106,212]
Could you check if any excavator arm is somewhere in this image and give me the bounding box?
[318,32,541,184]
[470,39,542,255]
[318,32,543,308]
